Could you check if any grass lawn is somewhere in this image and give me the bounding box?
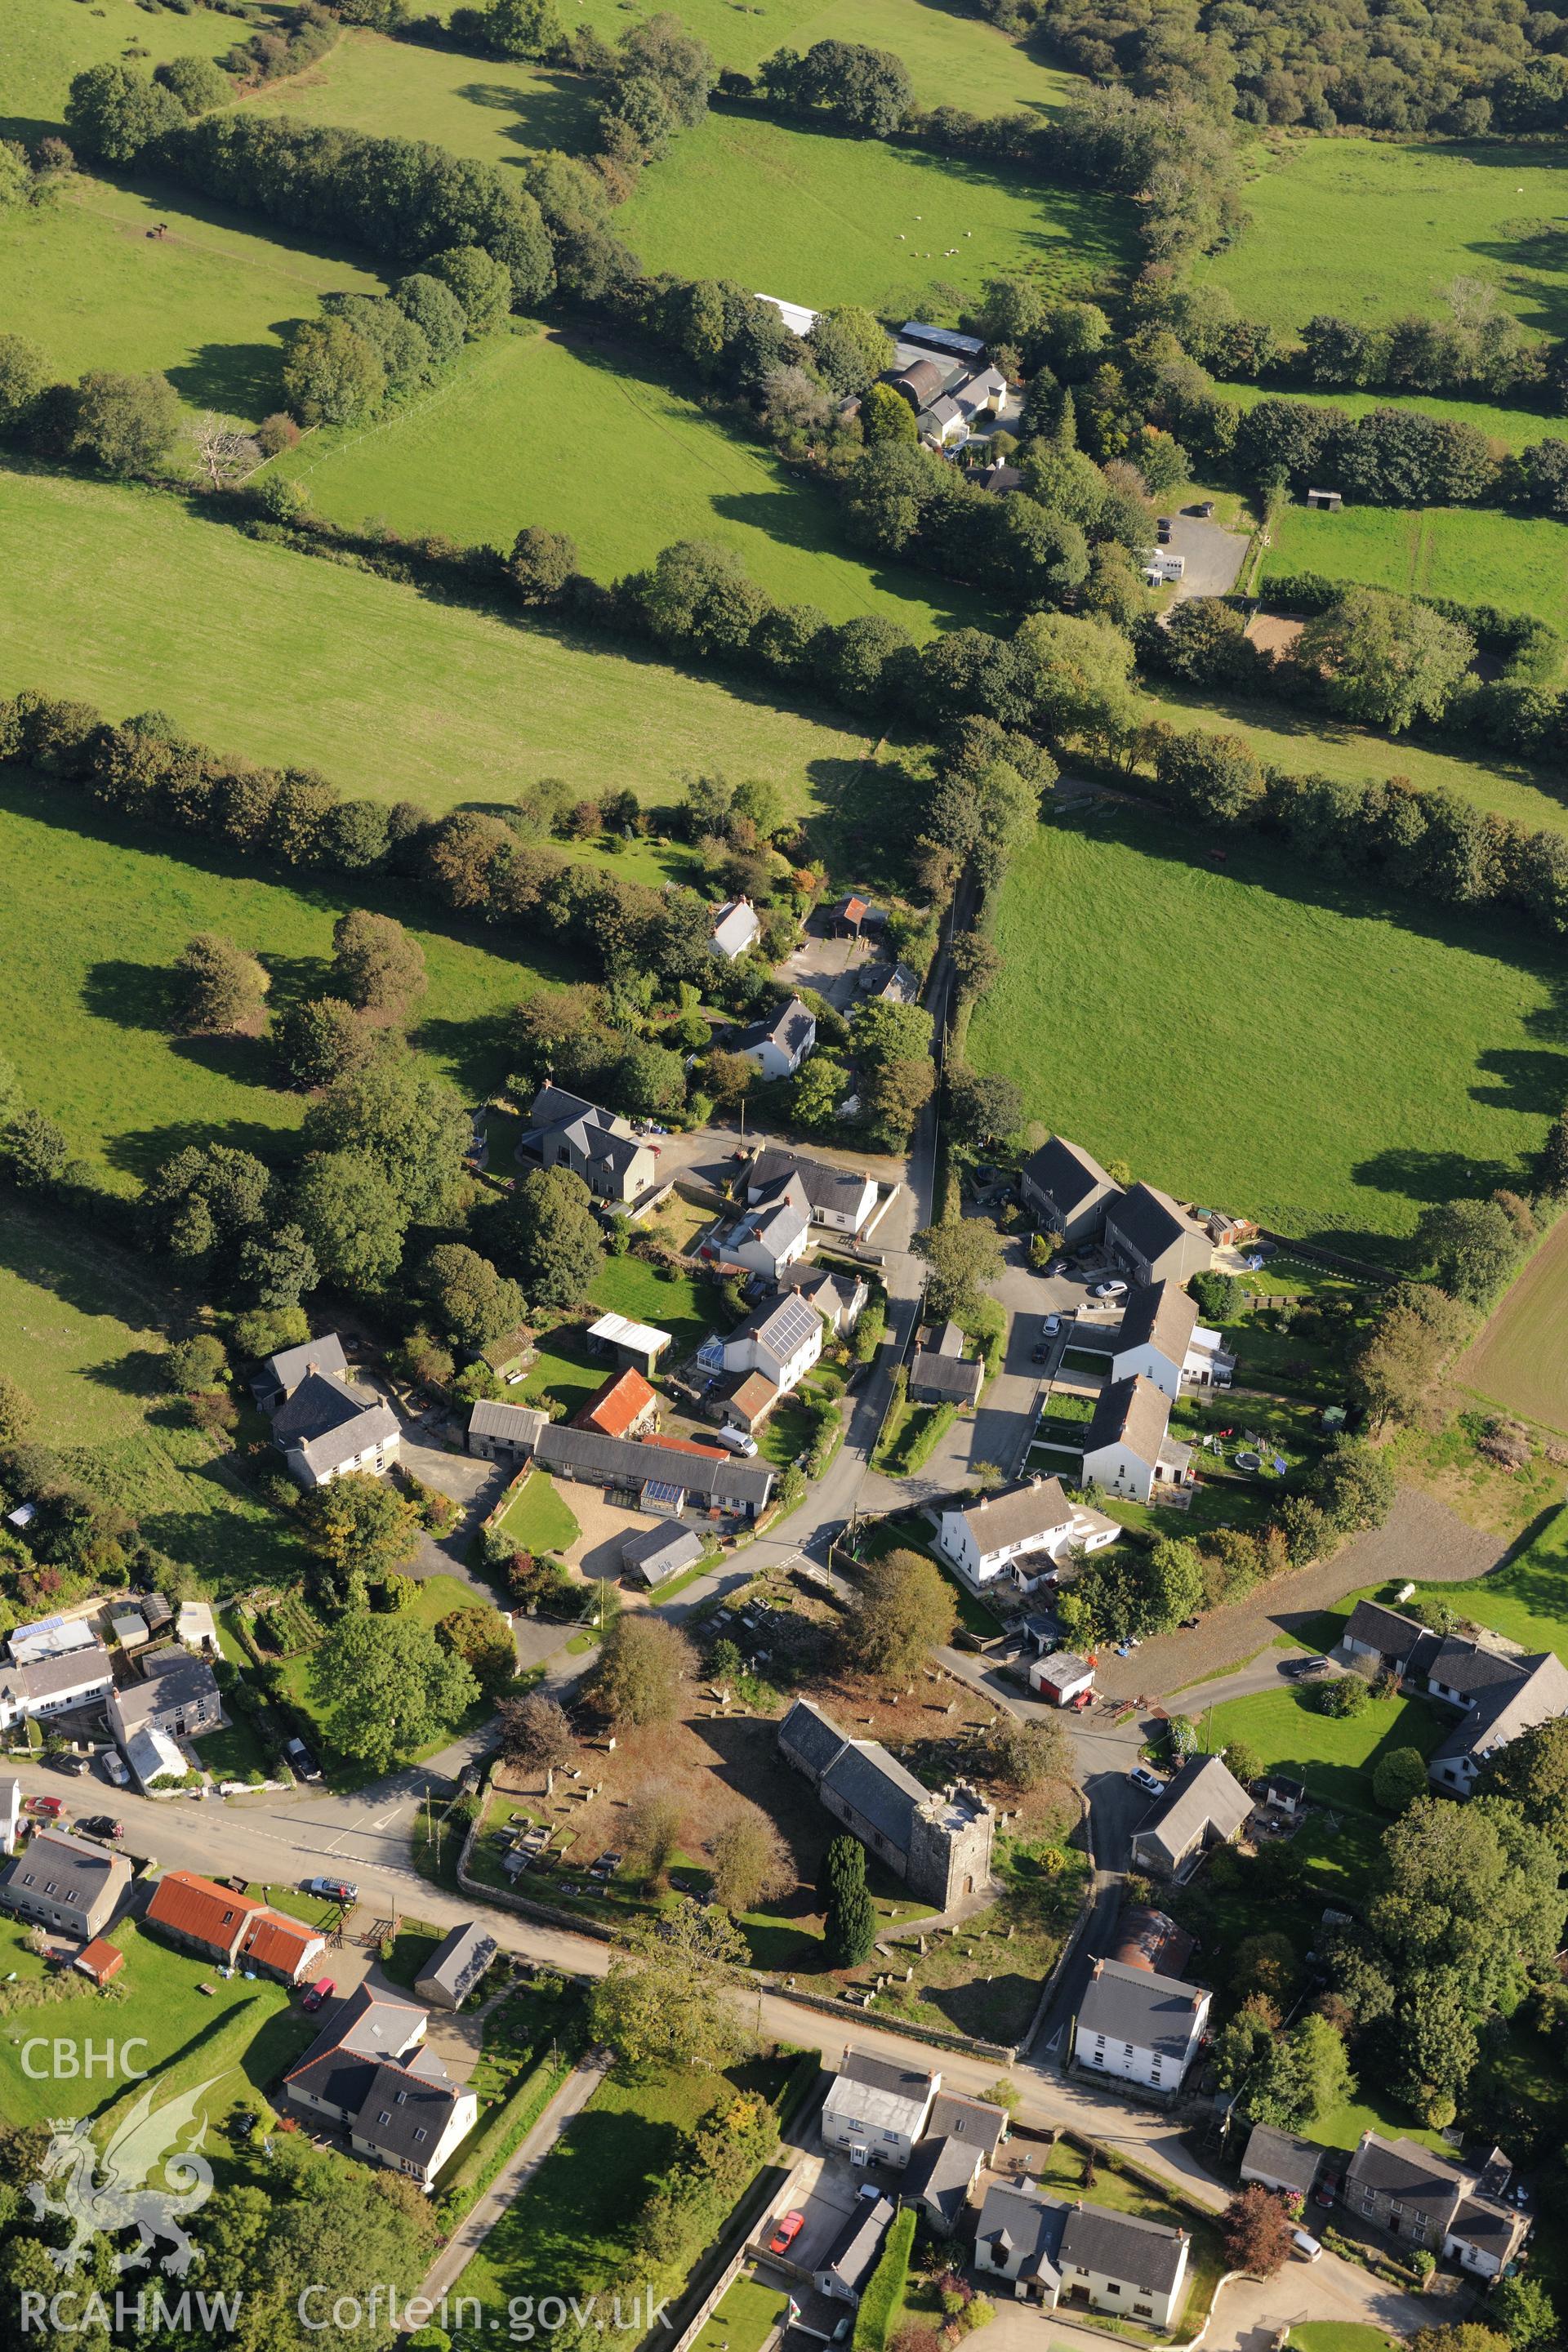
[1261,500,1568,644]
[1200,136,1568,337]
[1300,1504,1568,1666]
[2,0,244,141]
[688,2275,791,2352]
[1197,1685,1446,1813]
[0,768,548,1192]
[1138,680,1568,844]
[619,108,1129,317]
[276,1571,494,1783]
[243,26,595,167]
[274,319,987,636]
[494,1470,581,1556]
[1308,2091,1450,2160]
[0,1918,315,2132]
[1292,2327,1396,2352]
[0,174,385,433]
[1,470,875,817]
[0,1196,303,1589]
[1459,1214,1568,1432]
[572,0,1086,111]
[1223,376,1567,459]
[519,1254,724,1409]
[969,803,1568,1263]
[452,2053,782,2332]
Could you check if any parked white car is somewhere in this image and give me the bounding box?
[1129,1765,1165,1797]
[1092,1279,1128,1298]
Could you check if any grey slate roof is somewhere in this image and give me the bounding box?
[840,2047,939,2105]
[1426,1635,1535,1698]
[1113,1281,1199,1366]
[352,2060,465,2166]
[416,1921,497,2004]
[1105,1182,1207,1265]
[287,1982,431,2112]
[910,1350,983,1403]
[1342,1600,1424,1661]
[820,2195,894,2293]
[974,2181,1067,2282]
[273,1370,399,1480]
[720,1176,811,1262]
[1034,1651,1094,1695]
[903,2132,981,2225]
[739,997,815,1062]
[1241,2123,1324,2197]
[533,1423,776,1507]
[1433,1650,1568,1761]
[1077,1958,1206,2061]
[1132,1754,1251,1861]
[468,1401,548,1448]
[952,1475,1075,1557]
[733,1292,821,1361]
[780,1697,850,1780]
[621,1521,705,1584]
[3,1829,131,1914]
[822,1740,929,1851]
[113,1646,220,1736]
[926,2091,1006,2159]
[1085,1374,1171,1466]
[1019,1135,1119,1220]
[1060,2202,1187,2295]
[252,1331,347,1402]
[775,1264,867,1325]
[1345,2132,1465,2221]
[0,1644,113,1711]
[748,1148,875,1220]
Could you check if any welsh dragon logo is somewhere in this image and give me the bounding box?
[28,2078,217,2275]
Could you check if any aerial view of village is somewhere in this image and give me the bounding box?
[3,1,1568,2349]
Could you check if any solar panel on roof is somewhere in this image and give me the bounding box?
[640,1481,684,1505]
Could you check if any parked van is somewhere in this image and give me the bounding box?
[1291,2230,1322,2263]
[714,1424,759,1457]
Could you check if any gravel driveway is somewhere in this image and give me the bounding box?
[1097,1487,1509,1702]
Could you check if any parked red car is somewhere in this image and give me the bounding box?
[768,2212,805,2256]
[301,1978,336,2014]
[24,1796,65,1817]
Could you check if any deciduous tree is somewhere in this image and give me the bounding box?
[176,933,270,1033]
[330,909,428,1016]
[589,1901,750,2068]
[912,1218,1000,1321]
[842,1549,956,1683]
[310,1609,478,1773]
[1222,2185,1294,2278]
[591,1614,695,1727]
[709,1813,791,1913]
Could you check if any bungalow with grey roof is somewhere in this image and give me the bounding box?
[621,1521,705,1588]
[1129,1754,1251,1878]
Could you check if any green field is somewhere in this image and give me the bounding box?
[1199,1685,1445,1813]
[1223,376,1567,458]
[572,0,1085,112]
[0,177,384,433]
[1203,136,1568,336]
[0,1919,315,2132]
[1140,680,1568,842]
[1261,500,1568,641]
[2,0,244,142]
[969,804,1568,1261]
[0,1196,303,1586]
[274,320,985,633]
[0,771,541,1190]
[1461,1215,1568,1431]
[244,25,595,167]
[2,470,872,813]
[519,1256,724,1408]
[494,1470,582,1556]
[618,108,1128,315]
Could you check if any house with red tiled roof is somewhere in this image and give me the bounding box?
[145,1870,325,1984]
[575,1367,659,1441]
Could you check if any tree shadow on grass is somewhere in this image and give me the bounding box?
[103,1110,304,1189]
[83,960,176,1034]
[167,337,294,425]
[457,73,597,157]
[80,1346,169,1400]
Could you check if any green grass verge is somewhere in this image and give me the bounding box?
[1,469,874,815]
[619,107,1130,316]
[0,768,550,1192]
[0,1196,305,1589]
[276,320,986,637]
[493,1470,582,1556]
[969,802,1568,1261]
[1261,500,1568,642]
[1200,136,1568,336]
[1290,2326,1397,2352]
[0,175,385,433]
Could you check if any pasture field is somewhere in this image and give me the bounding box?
[1138,680,1568,841]
[571,0,1085,113]
[968,804,1568,1260]
[618,108,1128,314]
[0,769,541,1191]
[0,1196,304,1585]
[1202,136,1568,336]
[2,0,244,142]
[243,27,595,167]
[1223,376,1566,457]
[1459,1213,1568,1432]
[1260,500,1568,641]
[0,176,384,431]
[275,321,987,633]
[2,472,873,813]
